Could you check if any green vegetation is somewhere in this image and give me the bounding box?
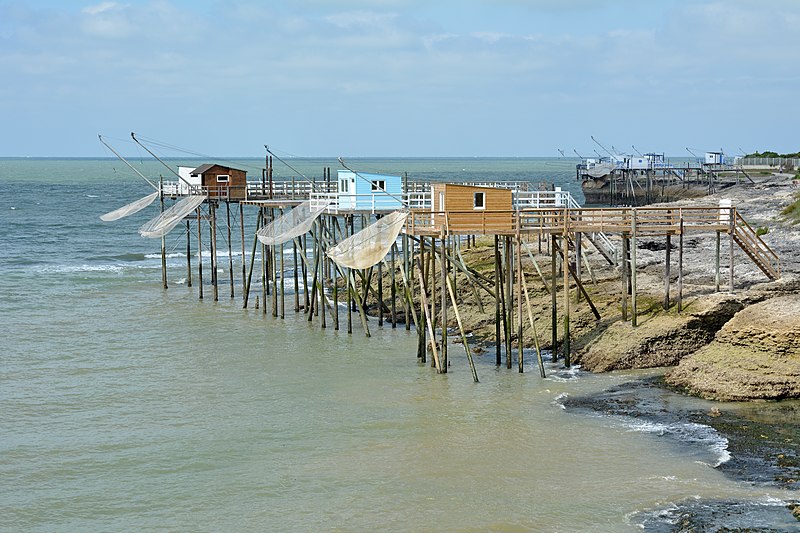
[756,226,769,237]
[782,196,800,224]
[744,150,800,158]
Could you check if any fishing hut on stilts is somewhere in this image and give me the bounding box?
[99,136,781,384]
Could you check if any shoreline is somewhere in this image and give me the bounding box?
[359,171,800,527]
[560,371,800,528]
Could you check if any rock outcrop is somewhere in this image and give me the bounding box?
[665,295,800,400]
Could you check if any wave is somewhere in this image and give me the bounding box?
[632,496,794,531]
[545,363,582,382]
[623,419,731,467]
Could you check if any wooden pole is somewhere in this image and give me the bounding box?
[418,237,427,362]
[403,234,411,331]
[211,202,218,302]
[550,234,558,362]
[197,207,204,300]
[631,210,638,327]
[521,269,546,378]
[715,231,721,292]
[302,234,309,311]
[575,232,582,303]
[494,235,502,366]
[391,243,397,328]
[621,236,628,321]
[160,178,168,290]
[226,200,235,299]
[243,209,262,309]
[260,216,267,316]
[505,236,513,369]
[729,207,735,292]
[445,274,479,383]
[280,241,285,319]
[239,203,246,296]
[562,233,570,367]
[186,219,192,287]
[517,232,524,373]
[293,238,300,312]
[378,253,384,327]
[440,231,448,372]
[664,232,671,310]
[416,258,442,373]
[678,216,684,312]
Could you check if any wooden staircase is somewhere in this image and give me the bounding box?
[732,210,780,280]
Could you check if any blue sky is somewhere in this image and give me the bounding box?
[1,0,798,157]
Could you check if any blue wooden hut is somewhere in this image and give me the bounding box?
[337,170,403,212]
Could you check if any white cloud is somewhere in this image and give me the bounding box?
[82,2,126,16]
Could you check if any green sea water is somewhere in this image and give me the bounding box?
[0,157,793,531]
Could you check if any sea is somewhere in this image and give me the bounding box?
[0,157,795,531]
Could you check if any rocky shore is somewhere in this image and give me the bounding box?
[421,172,800,402]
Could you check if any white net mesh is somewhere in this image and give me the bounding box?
[100,191,159,221]
[256,200,331,246]
[139,195,207,238]
[327,210,408,270]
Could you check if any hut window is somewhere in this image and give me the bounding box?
[216,174,230,183]
[473,192,485,209]
[341,179,349,193]
[371,180,386,191]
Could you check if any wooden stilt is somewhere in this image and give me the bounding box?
[664,233,671,310]
[494,236,502,365]
[416,258,442,373]
[210,202,218,302]
[631,210,638,327]
[261,218,267,316]
[348,269,370,337]
[280,241,285,319]
[347,264,353,334]
[378,254,384,327]
[239,203,246,296]
[243,209,262,309]
[521,269,546,378]
[302,234,309,311]
[516,231,524,373]
[226,200,234,299]
[440,231,448,372]
[574,232,582,303]
[562,233,570,367]
[160,178,168,290]
[550,234,557,362]
[318,222,326,329]
[621,236,628,321]
[729,208,735,292]
[678,216,684,313]
[445,273,479,383]
[390,243,397,328]
[186,219,192,287]
[403,234,411,331]
[197,207,204,300]
[293,238,300,312]
[715,231,721,292]
[505,236,513,369]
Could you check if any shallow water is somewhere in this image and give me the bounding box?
[0,158,792,531]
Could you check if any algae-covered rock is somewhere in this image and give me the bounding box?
[665,295,800,401]
[575,294,745,372]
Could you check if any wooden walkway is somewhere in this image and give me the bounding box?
[405,205,780,281]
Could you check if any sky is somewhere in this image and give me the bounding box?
[1,0,798,157]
